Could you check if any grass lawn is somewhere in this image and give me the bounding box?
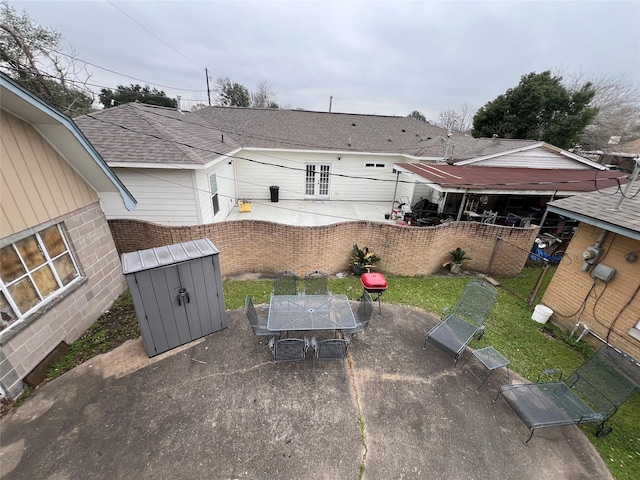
[12,267,639,480]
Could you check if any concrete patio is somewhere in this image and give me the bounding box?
[0,303,612,480]
[225,199,397,226]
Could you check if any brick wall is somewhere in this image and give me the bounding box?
[1,203,126,399]
[541,223,640,360]
[108,219,539,277]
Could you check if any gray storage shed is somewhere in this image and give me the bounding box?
[121,238,227,357]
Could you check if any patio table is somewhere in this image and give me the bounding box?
[267,294,357,332]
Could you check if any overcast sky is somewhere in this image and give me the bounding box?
[9,0,640,120]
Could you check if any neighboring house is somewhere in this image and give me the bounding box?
[0,74,137,400]
[76,104,625,229]
[541,174,640,360]
[393,141,627,231]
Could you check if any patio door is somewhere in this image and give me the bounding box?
[305,164,330,198]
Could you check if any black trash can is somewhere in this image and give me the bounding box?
[269,185,279,202]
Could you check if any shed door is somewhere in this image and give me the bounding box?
[133,257,225,356]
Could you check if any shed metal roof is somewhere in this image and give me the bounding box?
[121,239,219,274]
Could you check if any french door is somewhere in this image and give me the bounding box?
[305,164,330,197]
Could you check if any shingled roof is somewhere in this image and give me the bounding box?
[547,182,640,240]
[190,106,452,156]
[77,103,599,166]
[75,103,238,165]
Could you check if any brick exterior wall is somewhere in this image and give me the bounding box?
[108,219,539,277]
[1,203,126,399]
[541,223,640,360]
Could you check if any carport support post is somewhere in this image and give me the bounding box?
[456,190,469,221]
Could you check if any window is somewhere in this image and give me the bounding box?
[0,224,80,331]
[209,174,220,215]
[364,162,386,168]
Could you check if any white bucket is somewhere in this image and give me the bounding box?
[531,304,553,324]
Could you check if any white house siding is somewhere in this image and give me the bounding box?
[236,150,401,202]
[194,160,237,224]
[470,147,592,169]
[102,168,200,225]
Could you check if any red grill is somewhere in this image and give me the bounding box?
[360,273,387,314]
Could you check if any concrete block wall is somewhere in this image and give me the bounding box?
[108,218,539,278]
[1,203,126,399]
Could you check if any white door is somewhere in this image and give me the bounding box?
[305,164,330,198]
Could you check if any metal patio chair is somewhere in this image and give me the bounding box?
[311,336,351,383]
[273,270,299,295]
[268,337,310,380]
[303,270,329,295]
[245,295,279,349]
[423,280,497,367]
[494,345,640,444]
[342,291,373,341]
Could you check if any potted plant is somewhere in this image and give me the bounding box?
[351,244,381,276]
[442,247,472,273]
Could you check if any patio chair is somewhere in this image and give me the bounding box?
[245,295,279,348]
[303,270,329,295]
[423,280,497,367]
[494,345,640,444]
[273,270,299,295]
[342,291,373,341]
[311,336,351,383]
[268,337,309,377]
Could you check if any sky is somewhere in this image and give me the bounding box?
[8,0,640,120]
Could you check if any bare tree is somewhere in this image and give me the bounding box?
[251,80,278,108]
[559,68,640,149]
[0,1,94,115]
[436,102,475,133]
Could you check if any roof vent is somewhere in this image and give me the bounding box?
[348,138,352,147]
[492,134,498,138]
[401,129,406,133]
[388,138,392,142]
[352,123,356,127]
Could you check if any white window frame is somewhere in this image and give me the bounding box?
[210,174,220,215]
[364,162,386,169]
[0,224,81,331]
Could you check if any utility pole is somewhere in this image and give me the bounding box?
[205,68,212,106]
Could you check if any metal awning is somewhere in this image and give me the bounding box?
[393,163,628,196]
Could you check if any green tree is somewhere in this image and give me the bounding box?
[98,84,177,109]
[472,71,598,149]
[0,1,94,116]
[407,110,426,122]
[214,76,250,107]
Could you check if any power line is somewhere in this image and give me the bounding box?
[106,1,203,69]
[51,49,206,92]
